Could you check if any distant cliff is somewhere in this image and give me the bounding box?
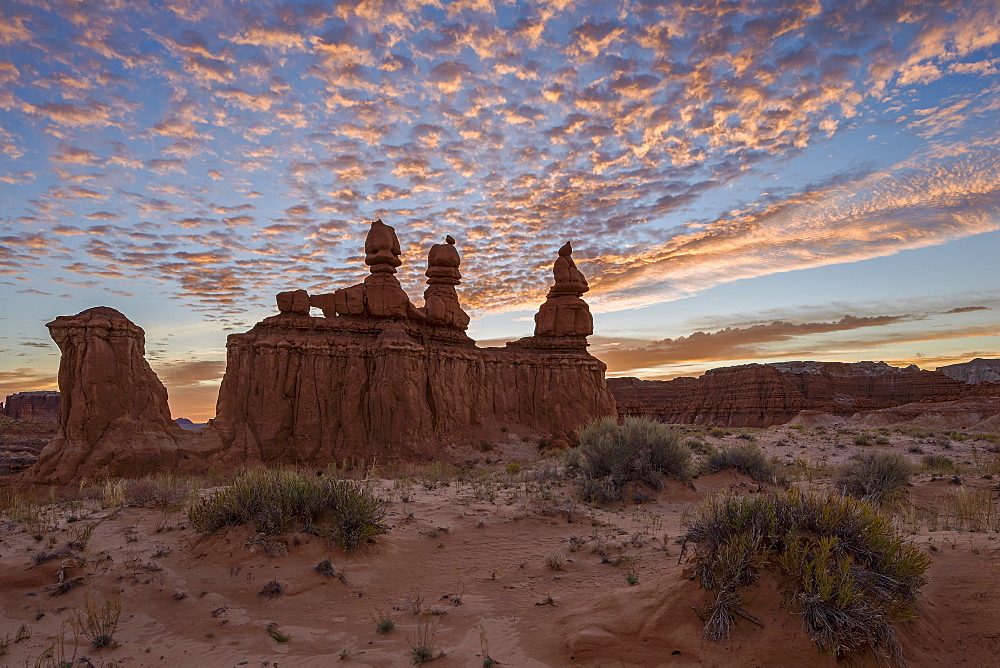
[2,391,60,421]
[937,358,1000,384]
[607,361,999,427]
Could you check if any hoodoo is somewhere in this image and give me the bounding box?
[31,307,188,483]
[211,221,616,464]
[28,222,616,481]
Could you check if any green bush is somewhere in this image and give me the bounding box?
[188,469,387,550]
[702,444,779,483]
[921,454,955,473]
[682,489,929,662]
[575,417,689,503]
[835,452,911,504]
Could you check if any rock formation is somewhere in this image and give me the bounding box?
[937,358,1000,384]
[30,307,222,484]
[307,219,426,321]
[28,224,615,479]
[533,241,593,338]
[212,223,616,465]
[420,235,470,329]
[1,391,60,421]
[608,361,1000,428]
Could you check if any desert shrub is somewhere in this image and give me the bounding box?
[682,489,929,663]
[544,549,566,570]
[853,433,872,446]
[835,452,911,504]
[575,417,689,503]
[683,437,716,455]
[188,469,387,550]
[124,474,197,508]
[875,436,890,445]
[70,594,121,650]
[702,444,779,483]
[921,454,955,474]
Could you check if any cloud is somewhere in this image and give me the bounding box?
[154,359,225,387]
[0,0,997,327]
[153,359,226,422]
[0,368,57,397]
[944,306,990,314]
[595,315,916,373]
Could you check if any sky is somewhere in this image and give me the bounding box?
[1,0,999,422]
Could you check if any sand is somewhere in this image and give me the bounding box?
[2,425,1000,667]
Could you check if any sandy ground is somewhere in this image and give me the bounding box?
[2,424,1000,667]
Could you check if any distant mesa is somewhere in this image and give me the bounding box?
[28,221,616,483]
[1,391,59,421]
[174,418,207,431]
[608,359,1000,429]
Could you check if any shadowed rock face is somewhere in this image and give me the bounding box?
[31,307,186,483]
[213,223,616,464]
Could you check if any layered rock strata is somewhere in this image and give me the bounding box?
[212,223,615,464]
[2,391,60,421]
[608,361,999,428]
[30,307,222,483]
[29,224,615,479]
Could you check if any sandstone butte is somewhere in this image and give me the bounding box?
[28,221,617,484]
[609,360,1000,428]
[1,390,60,421]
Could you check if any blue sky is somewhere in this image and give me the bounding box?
[1,0,998,420]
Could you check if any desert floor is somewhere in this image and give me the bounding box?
[2,423,1000,667]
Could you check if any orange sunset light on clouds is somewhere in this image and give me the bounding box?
[1,0,999,421]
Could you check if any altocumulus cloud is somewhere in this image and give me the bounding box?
[0,0,996,319]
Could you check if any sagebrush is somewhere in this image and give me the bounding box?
[188,469,387,549]
[572,417,689,503]
[835,451,911,504]
[701,443,779,483]
[682,489,929,663]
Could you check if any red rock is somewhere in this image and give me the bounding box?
[533,241,594,338]
[312,220,426,321]
[420,235,470,330]
[212,227,616,465]
[31,224,617,478]
[29,307,188,483]
[608,361,998,428]
[276,289,310,315]
[2,391,60,421]
[29,308,227,484]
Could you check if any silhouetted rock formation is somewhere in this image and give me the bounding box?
[608,361,999,428]
[30,307,222,483]
[938,358,1000,384]
[2,391,60,421]
[534,241,593,337]
[29,224,615,479]
[420,235,470,329]
[213,222,615,464]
